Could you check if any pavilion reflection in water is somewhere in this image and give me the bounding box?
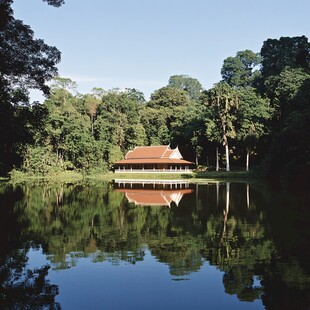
[114,179,193,207]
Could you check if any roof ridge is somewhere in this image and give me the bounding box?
[161,145,170,158]
[135,145,169,148]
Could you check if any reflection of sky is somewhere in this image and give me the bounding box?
[253,276,262,288]
[26,247,263,310]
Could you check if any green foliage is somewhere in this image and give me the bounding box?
[205,82,239,140]
[21,146,59,175]
[261,36,310,78]
[236,87,273,162]
[168,75,203,101]
[43,0,65,7]
[258,36,310,183]
[0,102,50,175]
[108,145,123,166]
[148,86,190,107]
[0,0,62,175]
[203,82,239,170]
[94,88,147,164]
[0,10,61,104]
[221,50,261,87]
[140,107,169,145]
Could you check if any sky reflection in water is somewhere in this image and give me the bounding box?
[27,247,262,310]
[1,181,309,309]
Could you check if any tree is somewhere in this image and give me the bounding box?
[40,78,102,170]
[169,102,207,165]
[236,87,273,171]
[265,68,310,124]
[148,86,190,108]
[221,50,261,87]
[43,78,78,165]
[265,76,310,183]
[0,0,63,104]
[0,0,13,31]
[49,77,77,104]
[140,107,170,145]
[259,36,310,111]
[258,36,310,183]
[168,75,203,101]
[0,0,64,174]
[94,88,147,166]
[260,36,310,79]
[82,94,100,135]
[0,0,65,30]
[203,83,239,171]
[259,36,310,106]
[204,111,222,171]
[191,133,203,166]
[0,102,50,174]
[144,86,192,147]
[91,87,105,99]
[43,0,65,7]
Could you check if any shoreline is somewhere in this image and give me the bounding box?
[4,170,263,185]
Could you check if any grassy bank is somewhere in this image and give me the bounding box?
[7,169,262,184]
[8,170,84,184]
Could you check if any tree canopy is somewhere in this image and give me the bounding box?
[168,74,203,100]
[260,36,310,78]
[0,0,63,104]
[221,50,261,87]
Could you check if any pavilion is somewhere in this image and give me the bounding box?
[113,145,194,173]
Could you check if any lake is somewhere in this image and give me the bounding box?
[0,180,309,309]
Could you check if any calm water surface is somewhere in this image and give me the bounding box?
[0,180,309,309]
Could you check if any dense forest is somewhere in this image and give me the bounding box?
[0,1,309,185]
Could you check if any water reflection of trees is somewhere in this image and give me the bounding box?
[2,181,310,308]
[198,183,272,302]
[0,184,60,309]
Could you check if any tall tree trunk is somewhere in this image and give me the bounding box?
[226,182,230,214]
[221,182,230,242]
[196,154,199,166]
[246,184,250,209]
[225,142,230,172]
[223,133,230,172]
[196,183,199,206]
[216,146,219,171]
[246,148,250,171]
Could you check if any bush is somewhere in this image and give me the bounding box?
[21,146,61,175]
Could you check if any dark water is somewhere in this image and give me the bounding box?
[0,180,309,309]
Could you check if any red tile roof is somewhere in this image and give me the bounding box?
[125,145,170,159]
[115,145,193,165]
[163,150,174,158]
[114,158,192,164]
[115,189,193,206]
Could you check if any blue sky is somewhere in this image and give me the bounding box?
[13,0,310,101]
